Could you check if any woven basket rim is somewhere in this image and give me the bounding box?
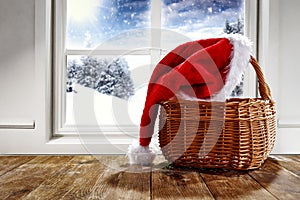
[159,97,275,104]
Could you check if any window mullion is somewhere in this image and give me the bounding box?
[150,0,162,69]
[243,0,258,97]
[65,49,151,56]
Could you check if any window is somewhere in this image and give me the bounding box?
[54,0,255,137]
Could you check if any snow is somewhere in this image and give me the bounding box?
[66,55,151,127]
[66,83,147,127]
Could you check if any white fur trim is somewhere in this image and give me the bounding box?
[127,140,157,165]
[212,34,252,101]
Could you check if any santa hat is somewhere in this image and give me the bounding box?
[128,34,252,165]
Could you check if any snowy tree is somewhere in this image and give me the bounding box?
[67,56,135,100]
[96,58,135,99]
[66,60,80,93]
[224,18,244,35]
[223,18,245,97]
[230,75,244,97]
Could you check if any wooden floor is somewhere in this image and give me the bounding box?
[0,155,299,200]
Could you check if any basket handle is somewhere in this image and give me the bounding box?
[250,56,273,101]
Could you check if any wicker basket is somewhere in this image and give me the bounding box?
[158,56,276,170]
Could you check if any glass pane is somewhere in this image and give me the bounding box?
[162,0,245,40]
[66,55,151,126]
[161,0,245,96]
[66,0,151,49]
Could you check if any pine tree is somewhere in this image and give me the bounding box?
[66,56,135,100]
[223,18,244,35]
[223,18,245,97]
[96,58,134,99]
[66,60,80,93]
[224,20,233,34]
[237,18,244,34]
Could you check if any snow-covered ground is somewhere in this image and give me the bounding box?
[66,55,150,128]
[66,85,148,128]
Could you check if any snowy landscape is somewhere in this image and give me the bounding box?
[65,0,245,129]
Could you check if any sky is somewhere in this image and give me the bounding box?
[66,0,244,49]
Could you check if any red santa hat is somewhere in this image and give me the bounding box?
[128,34,252,165]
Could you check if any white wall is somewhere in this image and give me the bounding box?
[0,0,35,123]
[0,0,88,154]
[260,0,300,153]
[277,0,300,121]
[276,0,300,153]
[0,0,299,154]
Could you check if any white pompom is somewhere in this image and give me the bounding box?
[127,140,157,165]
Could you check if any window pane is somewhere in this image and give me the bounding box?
[66,0,151,49]
[161,0,245,97]
[162,0,245,41]
[66,55,151,127]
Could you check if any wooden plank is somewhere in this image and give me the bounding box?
[284,155,300,163]
[25,155,74,164]
[66,155,98,165]
[0,156,74,199]
[0,156,35,176]
[269,155,300,176]
[24,156,103,200]
[86,155,151,200]
[152,168,214,200]
[249,159,300,200]
[201,170,276,200]
[151,156,213,200]
[1,155,298,200]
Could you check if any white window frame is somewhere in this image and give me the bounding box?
[53,0,259,142]
[54,0,165,136]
